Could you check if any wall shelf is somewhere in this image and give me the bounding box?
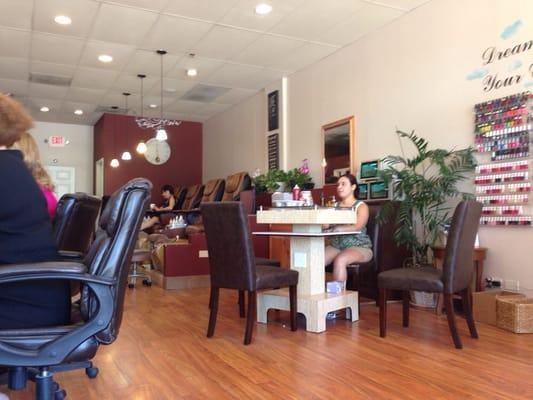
[474,92,532,227]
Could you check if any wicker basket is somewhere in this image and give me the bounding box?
[496,296,533,333]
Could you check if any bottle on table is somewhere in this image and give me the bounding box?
[292,184,301,200]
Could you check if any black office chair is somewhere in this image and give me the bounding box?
[43,193,104,381]
[378,200,482,349]
[53,193,102,253]
[0,178,151,399]
[53,193,102,261]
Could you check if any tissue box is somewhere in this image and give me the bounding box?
[271,192,292,201]
[326,281,343,294]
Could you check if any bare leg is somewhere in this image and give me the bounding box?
[325,246,340,268]
[141,216,160,231]
[332,247,372,282]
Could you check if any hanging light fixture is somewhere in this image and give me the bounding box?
[155,49,168,141]
[136,74,148,154]
[134,51,182,133]
[155,129,167,141]
[136,141,147,154]
[110,111,120,168]
[121,92,132,161]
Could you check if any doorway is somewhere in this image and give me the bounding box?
[46,166,76,199]
[95,158,104,197]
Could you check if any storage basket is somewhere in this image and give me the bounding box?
[496,296,533,333]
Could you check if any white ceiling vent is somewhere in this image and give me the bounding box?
[181,84,230,103]
[29,73,72,87]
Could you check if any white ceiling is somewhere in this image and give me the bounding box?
[0,0,430,125]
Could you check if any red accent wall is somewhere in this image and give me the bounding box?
[94,113,202,198]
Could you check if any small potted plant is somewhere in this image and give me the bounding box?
[252,169,289,193]
[287,159,314,190]
[252,161,315,193]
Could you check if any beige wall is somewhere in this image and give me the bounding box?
[30,121,94,194]
[203,91,266,181]
[203,0,533,287]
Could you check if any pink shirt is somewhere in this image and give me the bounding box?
[40,185,58,220]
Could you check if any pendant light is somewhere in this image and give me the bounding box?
[155,49,168,142]
[110,110,120,168]
[136,74,148,154]
[121,92,132,161]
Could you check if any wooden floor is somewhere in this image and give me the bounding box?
[4,286,533,399]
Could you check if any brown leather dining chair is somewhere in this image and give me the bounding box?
[201,202,299,345]
[377,200,482,349]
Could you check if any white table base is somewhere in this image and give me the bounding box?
[257,288,359,333]
[256,209,360,333]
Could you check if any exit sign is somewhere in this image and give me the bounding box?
[48,135,66,147]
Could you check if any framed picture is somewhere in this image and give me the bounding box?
[267,133,279,170]
[358,183,369,200]
[369,180,389,200]
[360,160,379,180]
[268,90,279,131]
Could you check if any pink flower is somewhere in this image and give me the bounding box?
[299,159,309,174]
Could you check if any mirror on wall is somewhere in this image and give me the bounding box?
[322,116,355,185]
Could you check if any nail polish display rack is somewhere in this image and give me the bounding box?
[474,91,532,226]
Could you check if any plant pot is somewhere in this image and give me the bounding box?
[303,182,315,190]
[276,182,287,192]
[410,290,437,308]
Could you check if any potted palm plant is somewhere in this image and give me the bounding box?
[378,130,476,306]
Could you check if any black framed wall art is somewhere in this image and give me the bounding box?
[267,133,279,170]
[268,90,279,131]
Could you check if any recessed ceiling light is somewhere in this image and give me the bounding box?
[98,54,113,63]
[187,68,198,77]
[255,3,272,15]
[149,104,157,109]
[40,106,50,112]
[54,15,72,25]
[74,109,83,115]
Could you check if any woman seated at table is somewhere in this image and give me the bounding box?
[324,173,373,287]
[140,184,176,231]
